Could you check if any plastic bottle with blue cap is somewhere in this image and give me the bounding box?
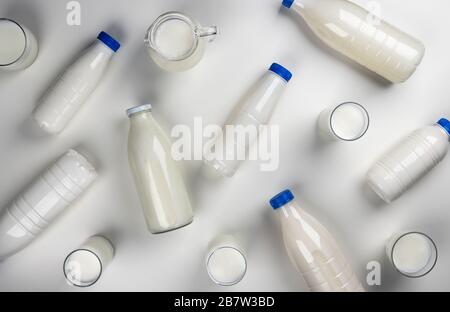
[367,118,450,203]
[270,190,364,292]
[281,0,424,83]
[204,63,292,177]
[34,31,121,134]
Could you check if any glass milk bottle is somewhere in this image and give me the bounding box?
[0,18,38,71]
[145,12,218,72]
[281,0,425,83]
[367,118,450,203]
[204,63,292,177]
[270,190,364,292]
[127,104,193,234]
[33,31,120,135]
[0,150,97,260]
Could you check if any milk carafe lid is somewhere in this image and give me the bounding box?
[282,0,294,9]
[269,63,293,82]
[97,31,121,52]
[270,189,294,209]
[437,118,450,136]
[126,104,153,117]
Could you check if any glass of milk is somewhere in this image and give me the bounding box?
[206,234,247,286]
[63,236,114,287]
[317,102,370,141]
[386,232,437,278]
[0,18,38,71]
[145,11,218,72]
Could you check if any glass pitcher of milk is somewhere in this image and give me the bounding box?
[0,18,38,71]
[145,12,218,72]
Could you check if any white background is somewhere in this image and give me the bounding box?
[0,0,449,292]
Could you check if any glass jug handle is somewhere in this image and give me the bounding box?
[196,26,218,42]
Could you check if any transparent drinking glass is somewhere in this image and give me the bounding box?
[145,11,218,72]
[0,18,38,71]
[386,231,437,278]
[63,236,114,287]
[205,234,247,286]
[317,102,369,141]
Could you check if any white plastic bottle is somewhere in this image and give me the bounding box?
[281,0,425,83]
[127,104,193,234]
[33,31,120,134]
[0,150,97,260]
[270,190,364,292]
[367,118,450,203]
[204,63,292,177]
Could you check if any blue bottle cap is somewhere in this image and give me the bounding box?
[269,63,293,82]
[270,190,295,209]
[282,0,294,9]
[97,31,120,52]
[437,118,450,135]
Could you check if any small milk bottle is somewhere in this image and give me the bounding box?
[33,31,120,134]
[204,63,292,177]
[367,118,450,203]
[126,104,193,234]
[0,150,97,260]
[270,190,364,292]
[281,0,425,83]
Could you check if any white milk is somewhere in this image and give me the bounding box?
[64,250,102,286]
[64,236,114,287]
[0,19,25,65]
[367,119,450,202]
[0,150,97,260]
[204,63,291,177]
[392,233,432,275]
[0,18,38,70]
[207,247,247,286]
[33,31,120,134]
[318,102,369,141]
[282,0,425,83]
[154,18,195,60]
[127,104,193,234]
[206,234,247,286]
[270,190,364,292]
[145,12,217,72]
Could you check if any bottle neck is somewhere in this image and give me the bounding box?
[276,204,294,220]
[435,124,450,142]
[129,111,153,124]
[95,40,115,56]
[290,0,306,15]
